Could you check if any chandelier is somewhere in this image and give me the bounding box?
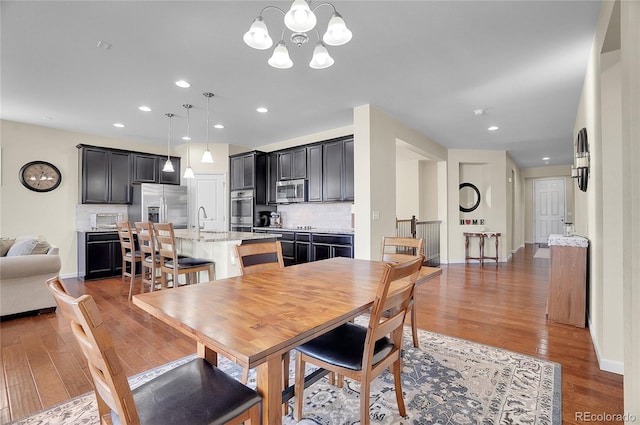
[243,0,352,69]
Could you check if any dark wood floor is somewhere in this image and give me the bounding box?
[0,244,624,424]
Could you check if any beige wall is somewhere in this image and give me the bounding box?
[352,105,448,260]
[396,159,420,219]
[447,149,511,263]
[0,120,229,277]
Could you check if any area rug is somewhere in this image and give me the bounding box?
[534,247,550,259]
[8,325,561,425]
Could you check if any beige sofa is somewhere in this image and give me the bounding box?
[0,236,61,319]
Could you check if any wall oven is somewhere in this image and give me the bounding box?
[231,190,253,229]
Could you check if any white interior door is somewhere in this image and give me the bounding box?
[534,178,566,243]
[188,174,226,231]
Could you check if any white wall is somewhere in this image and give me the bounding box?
[396,159,419,220]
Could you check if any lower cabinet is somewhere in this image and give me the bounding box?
[311,234,354,261]
[78,232,123,280]
[253,229,353,265]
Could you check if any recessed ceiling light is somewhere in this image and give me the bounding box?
[96,40,112,50]
[214,124,224,129]
[488,126,499,131]
[43,116,53,121]
[113,123,125,128]
[175,80,191,88]
[256,107,268,113]
[473,109,484,116]
[542,157,550,161]
[182,136,191,141]
[138,105,152,112]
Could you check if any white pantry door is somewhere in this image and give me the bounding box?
[188,174,226,231]
[534,178,566,244]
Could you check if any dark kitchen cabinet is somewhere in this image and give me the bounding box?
[230,151,267,203]
[295,233,311,263]
[278,231,296,266]
[267,153,278,204]
[77,232,123,280]
[311,233,354,261]
[80,146,132,204]
[131,153,180,185]
[278,148,307,181]
[132,154,158,183]
[157,156,181,185]
[322,136,354,202]
[307,144,323,202]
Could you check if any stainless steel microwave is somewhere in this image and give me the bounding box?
[276,179,306,203]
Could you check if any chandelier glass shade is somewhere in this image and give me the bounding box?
[243,0,352,69]
[163,113,175,173]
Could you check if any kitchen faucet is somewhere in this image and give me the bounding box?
[197,206,208,231]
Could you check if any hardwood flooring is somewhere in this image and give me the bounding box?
[0,244,624,424]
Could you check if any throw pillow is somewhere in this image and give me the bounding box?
[0,238,15,256]
[31,237,51,255]
[6,237,38,256]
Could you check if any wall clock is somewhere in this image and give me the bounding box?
[19,161,62,192]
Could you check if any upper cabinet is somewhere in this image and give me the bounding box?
[230,151,268,204]
[79,146,132,204]
[78,145,181,205]
[323,136,354,202]
[277,147,307,180]
[264,135,354,204]
[132,153,181,185]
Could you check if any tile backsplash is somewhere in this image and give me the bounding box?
[277,202,352,230]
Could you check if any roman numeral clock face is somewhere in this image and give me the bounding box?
[19,161,62,192]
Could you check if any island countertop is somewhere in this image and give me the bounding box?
[173,229,281,242]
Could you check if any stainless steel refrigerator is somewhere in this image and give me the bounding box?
[128,184,188,229]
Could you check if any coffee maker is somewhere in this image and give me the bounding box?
[269,212,282,228]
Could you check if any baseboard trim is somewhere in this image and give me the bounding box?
[588,316,624,375]
[59,272,78,280]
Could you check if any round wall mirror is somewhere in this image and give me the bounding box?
[459,182,481,213]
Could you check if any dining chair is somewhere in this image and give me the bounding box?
[153,222,215,288]
[293,255,424,425]
[116,221,142,300]
[45,276,261,425]
[381,236,425,348]
[235,240,285,276]
[134,221,162,292]
[234,240,290,412]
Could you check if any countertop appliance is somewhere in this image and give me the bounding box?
[276,179,306,204]
[127,183,188,229]
[269,212,282,228]
[89,213,122,230]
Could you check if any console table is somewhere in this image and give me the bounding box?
[547,234,588,327]
[464,231,501,267]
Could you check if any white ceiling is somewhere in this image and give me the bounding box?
[1,1,601,168]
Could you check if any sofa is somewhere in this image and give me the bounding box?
[0,235,61,319]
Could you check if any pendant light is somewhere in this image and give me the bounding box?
[201,92,214,163]
[163,113,175,172]
[182,104,195,179]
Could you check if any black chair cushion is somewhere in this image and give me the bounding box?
[112,358,260,425]
[164,257,213,269]
[296,322,394,371]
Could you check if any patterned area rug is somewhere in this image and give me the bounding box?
[8,324,561,425]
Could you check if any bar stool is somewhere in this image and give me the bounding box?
[134,221,162,292]
[152,222,214,288]
[116,221,142,300]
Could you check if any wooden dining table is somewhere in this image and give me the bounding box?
[132,257,441,425]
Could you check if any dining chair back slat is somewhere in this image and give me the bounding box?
[116,221,142,299]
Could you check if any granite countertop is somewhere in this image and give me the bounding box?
[548,233,589,248]
[77,227,118,233]
[173,229,282,242]
[253,226,354,235]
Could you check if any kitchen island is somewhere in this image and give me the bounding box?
[173,229,279,280]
